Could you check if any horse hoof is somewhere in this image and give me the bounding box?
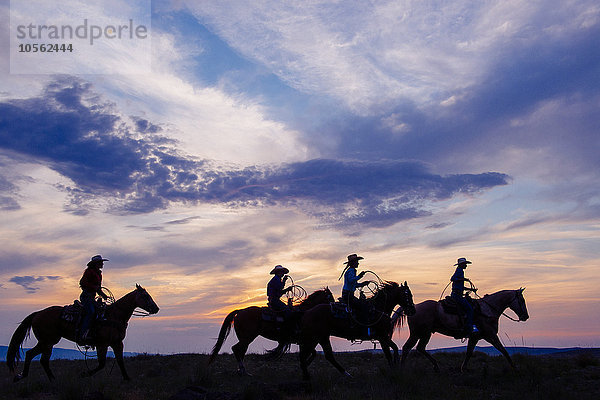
[13,373,24,382]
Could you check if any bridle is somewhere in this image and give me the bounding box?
[477,289,526,322]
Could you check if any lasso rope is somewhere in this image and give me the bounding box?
[347,270,388,328]
[283,275,307,304]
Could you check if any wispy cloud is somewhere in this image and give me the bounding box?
[184,1,599,115]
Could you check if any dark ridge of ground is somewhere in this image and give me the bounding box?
[2,350,599,399]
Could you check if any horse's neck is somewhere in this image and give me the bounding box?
[371,287,396,314]
[480,290,514,316]
[107,291,137,322]
[299,291,326,311]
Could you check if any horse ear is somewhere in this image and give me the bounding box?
[404,281,407,287]
[136,283,141,289]
[520,287,525,293]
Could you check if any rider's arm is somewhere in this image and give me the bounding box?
[97,288,108,299]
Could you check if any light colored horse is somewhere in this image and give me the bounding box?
[398,288,529,372]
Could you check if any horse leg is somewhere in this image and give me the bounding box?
[379,337,394,367]
[306,348,317,366]
[320,337,351,378]
[299,340,317,381]
[401,334,418,369]
[86,345,107,377]
[39,345,55,381]
[389,339,400,365]
[14,343,44,381]
[232,341,251,376]
[112,342,131,381]
[416,333,439,372]
[485,334,515,369]
[461,337,478,372]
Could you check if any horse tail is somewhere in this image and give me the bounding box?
[208,309,239,364]
[265,342,292,360]
[6,312,37,372]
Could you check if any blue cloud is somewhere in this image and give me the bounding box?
[0,78,509,228]
[0,175,20,210]
[9,275,61,293]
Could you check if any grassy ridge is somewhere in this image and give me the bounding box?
[2,351,599,399]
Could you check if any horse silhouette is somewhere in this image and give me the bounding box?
[209,287,334,375]
[299,281,416,380]
[397,288,529,372]
[7,284,159,381]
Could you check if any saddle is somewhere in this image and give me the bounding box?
[330,302,378,339]
[61,300,83,323]
[60,299,106,325]
[439,296,479,315]
[330,302,351,319]
[261,307,286,323]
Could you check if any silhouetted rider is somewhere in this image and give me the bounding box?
[340,254,369,314]
[78,255,109,342]
[450,257,479,334]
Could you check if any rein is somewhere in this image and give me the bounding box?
[475,291,522,322]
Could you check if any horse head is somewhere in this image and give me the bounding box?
[375,281,416,316]
[324,286,334,303]
[397,281,416,316]
[510,288,529,321]
[300,287,334,311]
[134,284,160,315]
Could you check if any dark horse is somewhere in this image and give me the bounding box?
[7,284,159,381]
[299,281,416,380]
[209,287,334,375]
[398,288,529,372]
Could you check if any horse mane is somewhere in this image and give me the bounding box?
[370,281,398,298]
[367,281,399,308]
[391,308,406,331]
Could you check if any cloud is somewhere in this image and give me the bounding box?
[0,78,509,228]
[183,1,599,116]
[0,171,21,210]
[9,275,61,293]
[0,251,62,274]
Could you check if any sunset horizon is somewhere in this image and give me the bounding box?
[1,0,599,357]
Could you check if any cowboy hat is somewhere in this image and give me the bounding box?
[454,257,472,266]
[87,255,109,267]
[344,254,364,264]
[270,265,289,275]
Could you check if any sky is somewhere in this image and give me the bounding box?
[1,0,599,355]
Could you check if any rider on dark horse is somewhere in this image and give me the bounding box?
[450,257,479,334]
[267,265,297,330]
[78,255,109,343]
[340,254,370,320]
